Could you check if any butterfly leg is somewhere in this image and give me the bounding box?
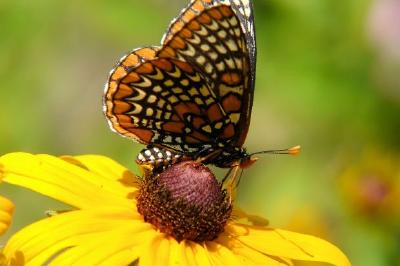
[222,164,241,202]
[137,162,154,179]
[221,167,233,184]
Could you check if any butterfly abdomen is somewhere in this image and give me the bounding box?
[136,146,184,172]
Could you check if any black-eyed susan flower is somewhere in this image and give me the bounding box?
[0,152,350,266]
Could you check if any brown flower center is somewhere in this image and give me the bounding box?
[136,161,232,242]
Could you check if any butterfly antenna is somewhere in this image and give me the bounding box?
[250,145,301,156]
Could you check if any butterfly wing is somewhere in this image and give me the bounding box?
[105,49,236,155]
[105,47,160,144]
[104,0,256,157]
[228,0,256,146]
[161,0,256,147]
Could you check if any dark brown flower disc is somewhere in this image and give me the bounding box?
[137,161,232,242]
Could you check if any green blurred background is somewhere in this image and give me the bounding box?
[1,0,400,265]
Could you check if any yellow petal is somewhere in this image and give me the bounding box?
[139,235,171,266]
[48,229,157,266]
[154,236,171,265]
[205,241,242,266]
[179,240,198,266]
[226,224,351,266]
[3,207,150,265]
[189,242,213,266]
[61,154,138,186]
[0,195,14,235]
[216,233,293,265]
[168,239,190,266]
[0,153,138,209]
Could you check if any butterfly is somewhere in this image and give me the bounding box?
[104,0,299,178]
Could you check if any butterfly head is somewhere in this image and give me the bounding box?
[238,154,259,169]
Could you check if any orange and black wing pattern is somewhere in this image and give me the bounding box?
[105,47,160,144]
[160,0,256,147]
[104,0,256,166]
[105,48,234,154]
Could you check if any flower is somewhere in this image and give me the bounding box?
[0,164,14,236]
[0,152,350,266]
